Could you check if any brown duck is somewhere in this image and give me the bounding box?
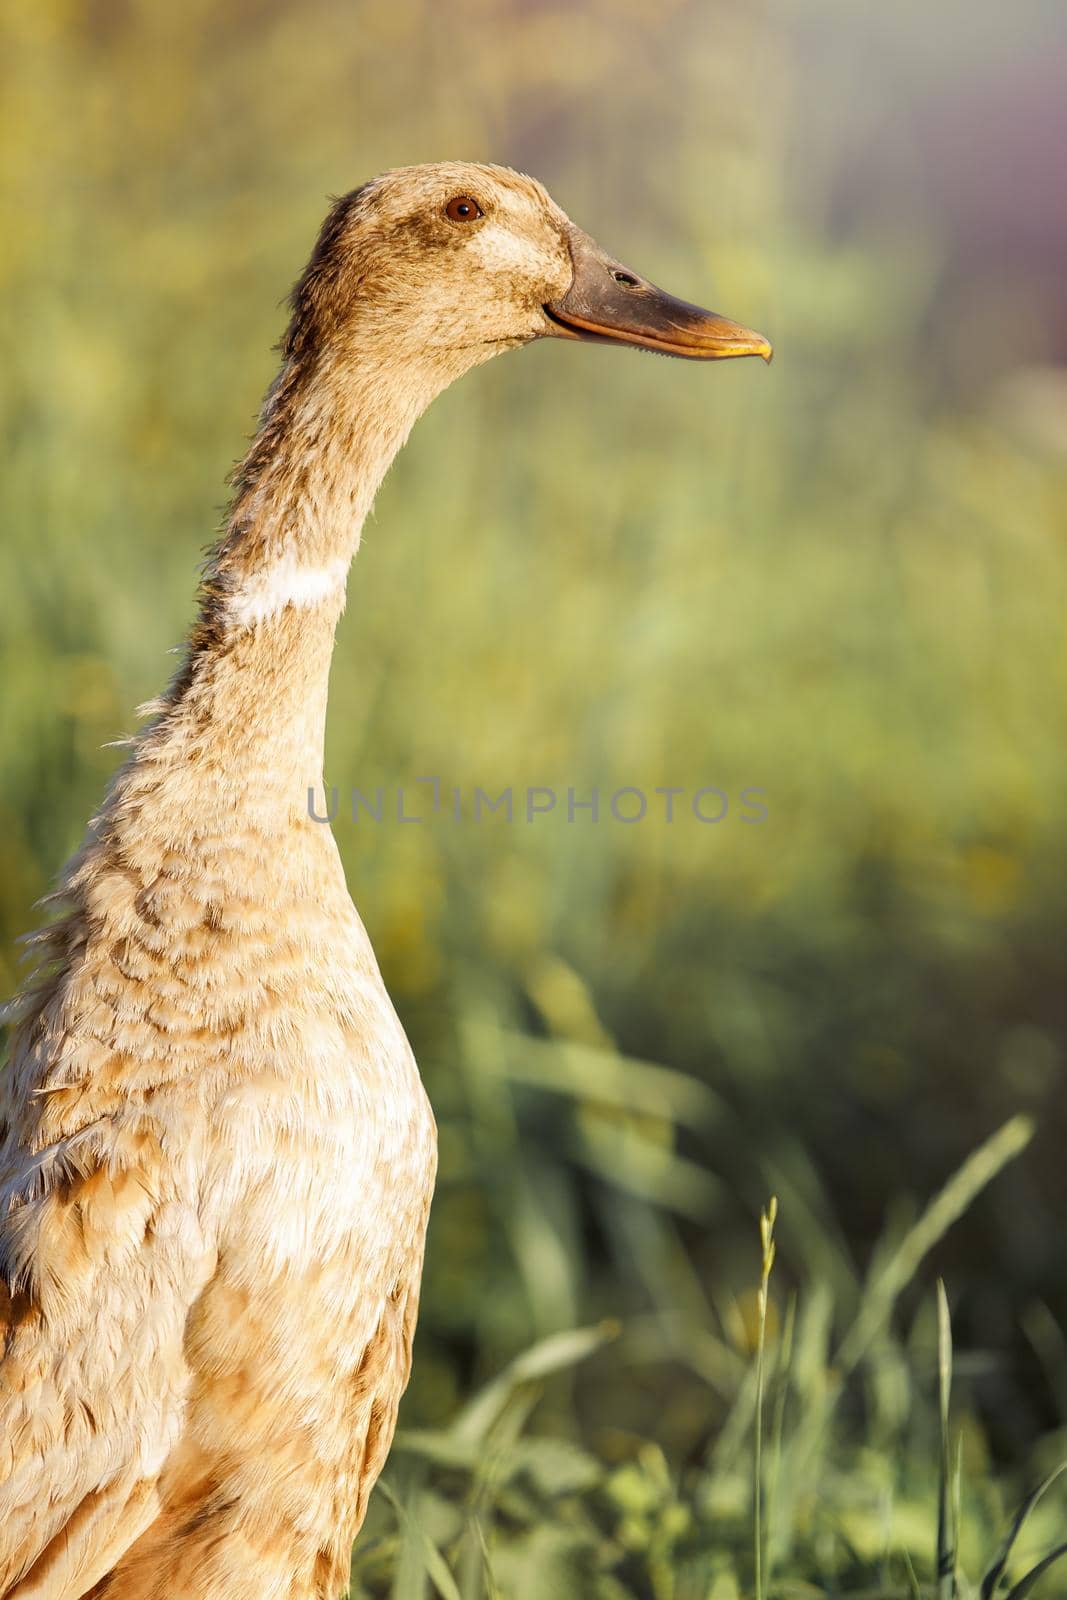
[0,162,770,1599]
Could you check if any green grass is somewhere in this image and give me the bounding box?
[346,1120,1066,1598]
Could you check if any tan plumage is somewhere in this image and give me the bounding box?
[0,163,769,1598]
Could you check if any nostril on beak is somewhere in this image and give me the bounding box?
[611,269,640,288]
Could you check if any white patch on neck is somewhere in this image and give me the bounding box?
[227,554,349,629]
[468,222,547,278]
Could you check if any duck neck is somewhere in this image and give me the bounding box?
[127,350,450,841]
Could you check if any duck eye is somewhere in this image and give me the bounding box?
[445,195,483,223]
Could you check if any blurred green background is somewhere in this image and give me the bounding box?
[2,1,1067,1593]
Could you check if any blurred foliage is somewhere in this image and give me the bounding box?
[2,0,1066,1592]
[350,1132,1067,1598]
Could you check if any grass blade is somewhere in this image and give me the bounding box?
[903,1549,923,1600]
[837,1116,1034,1375]
[981,1462,1067,1599]
[485,1027,727,1130]
[936,1281,956,1600]
[754,1196,778,1600]
[1003,1542,1067,1600]
[452,1321,617,1445]
[379,1479,463,1600]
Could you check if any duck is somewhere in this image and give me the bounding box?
[0,162,770,1600]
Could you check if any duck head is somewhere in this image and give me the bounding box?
[287,161,771,378]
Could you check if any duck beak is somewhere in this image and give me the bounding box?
[544,227,772,363]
